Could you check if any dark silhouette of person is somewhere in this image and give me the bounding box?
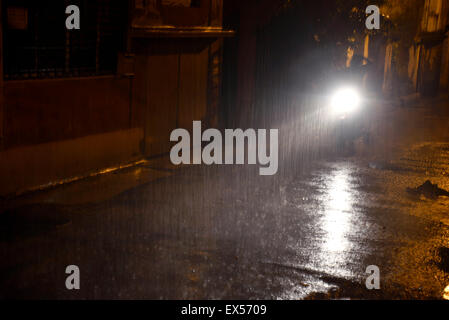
[348,54,373,86]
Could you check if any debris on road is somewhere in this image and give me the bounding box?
[406,180,449,199]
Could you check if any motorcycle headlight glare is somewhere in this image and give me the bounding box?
[331,87,361,116]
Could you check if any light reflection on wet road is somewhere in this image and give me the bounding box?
[1,144,449,299]
[321,167,354,258]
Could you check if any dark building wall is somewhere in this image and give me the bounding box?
[380,0,449,96]
[3,76,132,149]
[1,0,131,150]
[0,0,228,195]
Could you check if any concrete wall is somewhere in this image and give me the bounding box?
[0,128,143,196]
[0,74,140,196]
[380,0,424,95]
[3,76,133,149]
[403,0,449,95]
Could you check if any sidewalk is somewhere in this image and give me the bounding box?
[0,156,182,212]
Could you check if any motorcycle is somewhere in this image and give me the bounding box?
[328,82,368,155]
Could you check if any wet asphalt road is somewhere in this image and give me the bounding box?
[1,139,449,299]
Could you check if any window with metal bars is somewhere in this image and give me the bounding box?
[2,0,127,80]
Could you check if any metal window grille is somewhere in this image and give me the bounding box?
[2,0,127,80]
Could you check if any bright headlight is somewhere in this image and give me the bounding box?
[331,87,361,115]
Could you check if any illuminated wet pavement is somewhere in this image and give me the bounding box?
[2,101,449,299]
[1,139,449,300]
